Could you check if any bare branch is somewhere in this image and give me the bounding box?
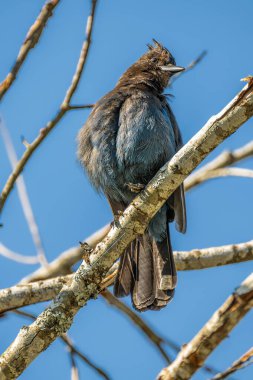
[0,243,38,265]
[185,140,253,191]
[185,167,253,187]
[1,239,253,314]
[22,228,253,284]
[0,0,60,102]
[0,264,118,314]
[65,335,79,380]
[170,50,207,84]
[174,240,253,271]
[0,274,72,314]
[157,273,253,380]
[62,334,111,380]
[210,347,253,380]
[11,310,110,380]
[0,78,252,378]
[21,224,111,283]
[22,236,253,285]
[102,290,172,363]
[0,119,48,266]
[0,0,98,214]
[68,104,94,110]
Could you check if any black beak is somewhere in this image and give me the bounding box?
[159,65,185,74]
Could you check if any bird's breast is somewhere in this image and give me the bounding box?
[116,93,176,177]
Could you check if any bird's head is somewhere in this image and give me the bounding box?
[117,39,184,92]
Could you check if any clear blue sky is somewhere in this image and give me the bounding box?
[0,1,252,379]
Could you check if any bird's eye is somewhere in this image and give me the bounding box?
[151,57,157,63]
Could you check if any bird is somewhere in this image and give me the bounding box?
[77,39,186,311]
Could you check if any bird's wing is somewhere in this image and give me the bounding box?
[165,103,187,233]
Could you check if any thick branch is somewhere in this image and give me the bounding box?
[0,264,118,314]
[157,273,253,380]
[11,310,110,380]
[1,240,252,314]
[0,0,98,213]
[0,79,252,379]
[0,0,60,102]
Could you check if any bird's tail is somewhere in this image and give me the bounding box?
[114,227,176,311]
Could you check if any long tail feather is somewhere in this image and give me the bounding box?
[114,226,176,311]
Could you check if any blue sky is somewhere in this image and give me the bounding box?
[0,1,252,379]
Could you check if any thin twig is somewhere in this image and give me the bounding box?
[11,310,111,380]
[185,140,253,191]
[0,243,39,265]
[0,0,60,102]
[157,273,253,380]
[65,335,79,380]
[102,290,172,363]
[210,347,253,380]
[0,0,98,214]
[67,104,94,110]
[170,50,207,84]
[0,118,48,267]
[21,224,111,283]
[62,335,111,380]
[186,167,253,184]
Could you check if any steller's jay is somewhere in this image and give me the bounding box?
[78,39,186,311]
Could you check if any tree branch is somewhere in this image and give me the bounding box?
[210,347,253,380]
[185,140,253,191]
[0,0,98,214]
[0,243,39,265]
[185,167,253,187]
[0,264,118,314]
[0,119,48,267]
[11,310,110,380]
[0,0,60,102]
[21,224,111,283]
[62,334,111,380]
[101,290,172,363]
[22,234,253,284]
[157,273,253,380]
[174,239,253,271]
[170,50,207,85]
[1,239,252,315]
[0,78,252,378]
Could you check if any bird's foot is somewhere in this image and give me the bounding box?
[127,182,145,193]
[79,241,93,264]
[112,210,124,228]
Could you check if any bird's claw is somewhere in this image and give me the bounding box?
[112,210,124,228]
[127,182,145,193]
[79,241,93,264]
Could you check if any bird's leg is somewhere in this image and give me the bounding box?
[111,210,124,228]
[126,182,145,193]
